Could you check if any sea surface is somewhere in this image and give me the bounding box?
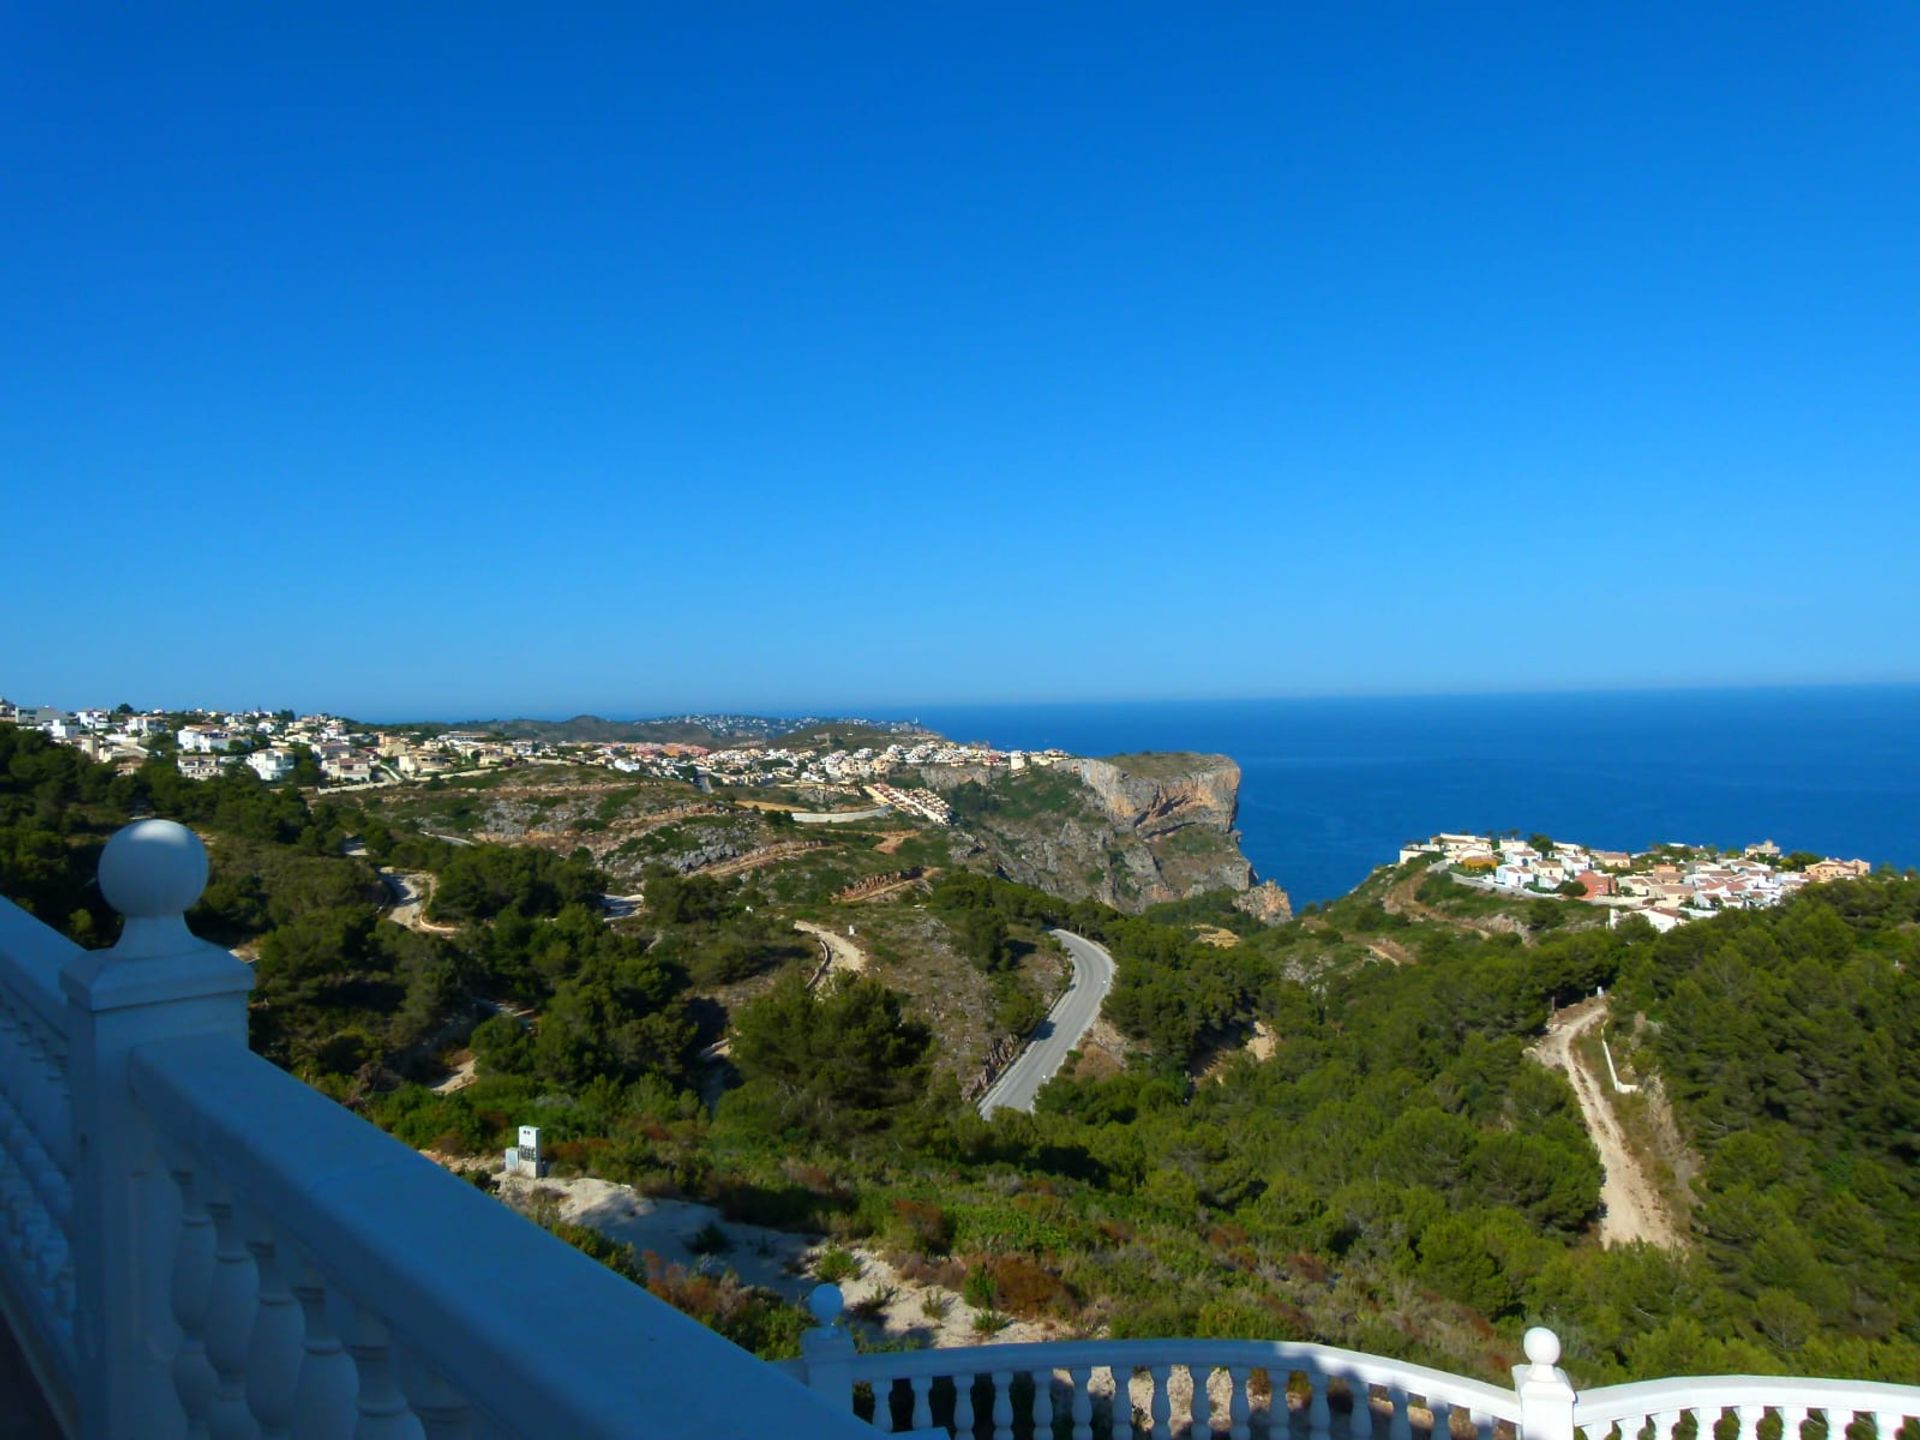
[885,686,1920,905]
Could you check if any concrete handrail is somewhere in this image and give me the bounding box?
[128,1035,868,1439]
[0,896,80,1040]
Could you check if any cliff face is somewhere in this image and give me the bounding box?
[928,752,1291,919]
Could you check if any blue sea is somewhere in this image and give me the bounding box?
[884,687,1920,905]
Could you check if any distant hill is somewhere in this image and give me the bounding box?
[475,715,741,745]
[434,714,936,748]
[736,720,940,751]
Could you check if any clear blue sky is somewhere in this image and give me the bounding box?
[5,5,1918,718]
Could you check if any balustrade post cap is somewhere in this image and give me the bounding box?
[1522,1327,1562,1369]
[808,1284,844,1326]
[100,820,207,919]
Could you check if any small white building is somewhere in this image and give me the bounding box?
[503,1125,546,1179]
[177,726,235,754]
[247,749,296,783]
[177,754,226,782]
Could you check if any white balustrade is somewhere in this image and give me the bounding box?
[0,820,881,1440]
[789,1290,1920,1440]
[2,823,1919,1440]
[1573,1378,1920,1440]
[0,891,82,1432]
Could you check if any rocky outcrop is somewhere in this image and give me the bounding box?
[930,752,1291,920]
[1063,756,1240,839]
[1233,879,1294,925]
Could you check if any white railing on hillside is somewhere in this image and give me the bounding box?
[3,823,1919,1440]
[787,1288,1920,1440]
[1573,1376,1920,1440]
[0,819,877,1440]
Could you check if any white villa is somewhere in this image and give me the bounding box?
[175,726,235,754]
[174,754,226,782]
[246,749,296,783]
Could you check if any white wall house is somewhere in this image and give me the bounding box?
[247,749,296,782]
[321,754,375,783]
[177,726,234,753]
[176,754,226,781]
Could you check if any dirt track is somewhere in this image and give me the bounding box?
[381,870,458,935]
[1533,999,1684,1249]
[1380,862,1507,939]
[795,920,868,988]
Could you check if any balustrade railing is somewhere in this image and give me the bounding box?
[0,890,81,1432]
[0,819,879,1440]
[1572,1377,1920,1440]
[785,1287,1526,1440]
[785,1289,1920,1440]
[2,820,1919,1440]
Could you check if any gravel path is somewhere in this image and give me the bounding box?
[1534,999,1685,1249]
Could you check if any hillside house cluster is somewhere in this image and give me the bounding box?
[685,737,1070,793]
[1401,831,1878,932]
[864,782,955,825]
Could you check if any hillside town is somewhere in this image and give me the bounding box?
[0,695,1067,824]
[1400,830,1876,931]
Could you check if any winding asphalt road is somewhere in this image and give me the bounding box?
[976,928,1116,1117]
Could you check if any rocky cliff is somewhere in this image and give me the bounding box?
[926,752,1291,919]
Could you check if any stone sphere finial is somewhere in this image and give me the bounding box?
[1522,1326,1562,1370]
[808,1283,844,1326]
[100,820,208,919]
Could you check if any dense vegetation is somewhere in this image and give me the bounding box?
[6,725,1917,1384]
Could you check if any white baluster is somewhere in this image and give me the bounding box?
[955,1371,977,1440]
[399,1351,471,1440]
[1429,1398,1452,1440]
[344,1303,422,1439]
[1779,1407,1809,1440]
[203,1178,260,1439]
[54,1253,75,1334]
[991,1370,1014,1440]
[1070,1367,1094,1440]
[1190,1365,1213,1440]
[171,1160,219,1438]
[1873,1413,1902,1440]
[1306,1371,1331,1440]
[1150,1365,1173,1440]
[1350,1379,1374,1440]
[289,1253,357,1440]
[1032,1368,1057,1440]
[1473,1408,1493,1440]
[1388,1388,1412,1440]
[1223,1369,1249,1440]
[910,1375,933,1433]
[1652,1410,1684,1440]
[244,1217,303,1439]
